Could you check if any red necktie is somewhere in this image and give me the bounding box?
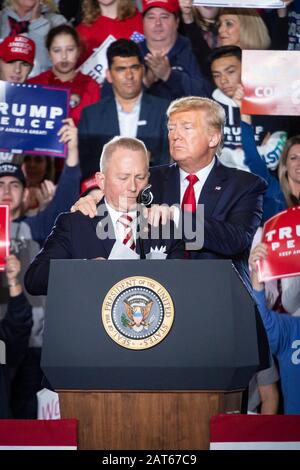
[181,174,199,213]
[118,214,136,251]
[8,17,30,35]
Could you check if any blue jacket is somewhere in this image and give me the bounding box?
[149,159,267,293]
[139,35,212,100]
[254,289,300,414]
[78,93,171,180]
[14,164,81,244]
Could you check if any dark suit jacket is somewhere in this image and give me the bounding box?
[78,93,171,180]
[25,207,184,296]
[149,159,267,292]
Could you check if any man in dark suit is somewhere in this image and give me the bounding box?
[78,38,171,182]
[25,136,183,296]
[73,97,267,293]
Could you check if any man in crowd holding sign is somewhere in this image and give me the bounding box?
[208,45,288,174]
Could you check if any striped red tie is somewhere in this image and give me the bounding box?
[118,214,136,251]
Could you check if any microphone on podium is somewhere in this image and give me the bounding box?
[137,184,154,259]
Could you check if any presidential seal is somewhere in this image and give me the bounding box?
[102,276,174,350]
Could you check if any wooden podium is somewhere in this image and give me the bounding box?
[42,260,268,450]
[59,390,242,450]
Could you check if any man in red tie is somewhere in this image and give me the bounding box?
[71,96,267,293]
[25,136,184,296]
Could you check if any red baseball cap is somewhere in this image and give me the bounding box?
[142,0,180,14]
[0,35,35,66]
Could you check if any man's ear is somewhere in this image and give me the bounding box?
[106,68,112,84]
[208,131,221,149]
[95,171,105,191]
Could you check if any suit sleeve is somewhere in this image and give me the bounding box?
[25,213,73,296]
[78,109,99,181]
[202,176,266,256]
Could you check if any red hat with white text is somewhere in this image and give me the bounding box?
[0,35,35,66]
[142,0,180,14]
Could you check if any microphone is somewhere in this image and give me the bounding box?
[137,184,153,207]
[137,185,154,259]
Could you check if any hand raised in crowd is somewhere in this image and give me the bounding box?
[248,242,268,291]
[34,180,57,211]
[70,190,103,217]
[233,84,252,125]
[144,52,171,82]
[31,0,42,21]
[5,254,22,296]
[278,0,294,17]
[178,0,194,23]
[58,118,79,167]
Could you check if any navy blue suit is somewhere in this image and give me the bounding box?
[149,159,267,292]
[78,93,171,180]
[25,206,184,296]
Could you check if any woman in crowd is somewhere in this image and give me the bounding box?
[0,0,66,76]
[29,24,100,126]
[218,8,271,50]
[76,0,143,63]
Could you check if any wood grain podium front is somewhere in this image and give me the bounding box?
[42,260,269,451]
[59,390,242,450]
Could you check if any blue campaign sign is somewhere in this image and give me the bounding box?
[0,81,68,157]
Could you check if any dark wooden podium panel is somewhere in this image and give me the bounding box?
[59,390,242,450]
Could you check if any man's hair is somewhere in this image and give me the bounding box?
[207,45,242,68]
[46,24,81,50]
[167,96,225,154]
[107,39,143,69]
[100,136,149,172]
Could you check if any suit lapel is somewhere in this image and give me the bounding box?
[136,93,148,139]
[199,159,229,218]
[162,163,181,206]
[91,202,116,258]
[100,97,120,135]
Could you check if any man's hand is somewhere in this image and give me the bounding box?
[249,242,268,291]
[35,180,56,211]
[145,204,177,227]
[70,189,103,217]
[31,0,42,21]
[144,52,171,82]
[232,83,245,108]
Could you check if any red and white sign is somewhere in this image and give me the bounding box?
[210,414,300,450]
[0,204,10,271]
[241,50,300,116]
[258,206,300,282]
[0,419,77,450]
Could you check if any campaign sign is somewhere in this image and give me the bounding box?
[193,0,284,7]
[80,35,116,85]
[0,81,68,157]
[0,205,10,272]
[258,207,300,282]
[241,50,300,116]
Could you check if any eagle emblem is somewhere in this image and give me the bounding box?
[122,298,154,332]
